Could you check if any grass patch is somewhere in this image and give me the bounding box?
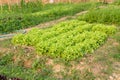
[113,53,120,60]
[0,65,55,80]
[62,69,95,80]
[0,39,12,48]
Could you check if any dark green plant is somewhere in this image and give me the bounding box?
[20,0,25,7]
[0,2,100,34]
[113,53,120,60]
[0,53,13,65]
[78,6,120,26]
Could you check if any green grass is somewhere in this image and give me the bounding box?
[112,53,120,61]
[0,65,55,80]
[112,31,120,61]
[0,39,12,48]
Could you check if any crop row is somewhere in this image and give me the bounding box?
[36,31,107,60]
[12,20,117,60]
[78,6,120,25]
[0,2,94,34]
[12,20,88,45]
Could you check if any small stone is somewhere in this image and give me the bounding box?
[109,76,114,80]
[80,62,84,65]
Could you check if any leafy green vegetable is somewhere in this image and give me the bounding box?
[12,20,117,60]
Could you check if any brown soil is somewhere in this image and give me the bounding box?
[24,59,32,68]
[46,59,54,65]
[0,47,10,53]
[53,64,65,73]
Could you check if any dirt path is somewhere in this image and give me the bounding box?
[0,47,10,53]
[0,10,88,41]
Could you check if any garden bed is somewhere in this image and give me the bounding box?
[12,20,117,60]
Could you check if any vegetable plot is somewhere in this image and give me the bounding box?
[0,2,93,34]
[12,20,117,60]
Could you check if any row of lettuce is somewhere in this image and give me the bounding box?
[12,20,117,60]
[0,2,95,34]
